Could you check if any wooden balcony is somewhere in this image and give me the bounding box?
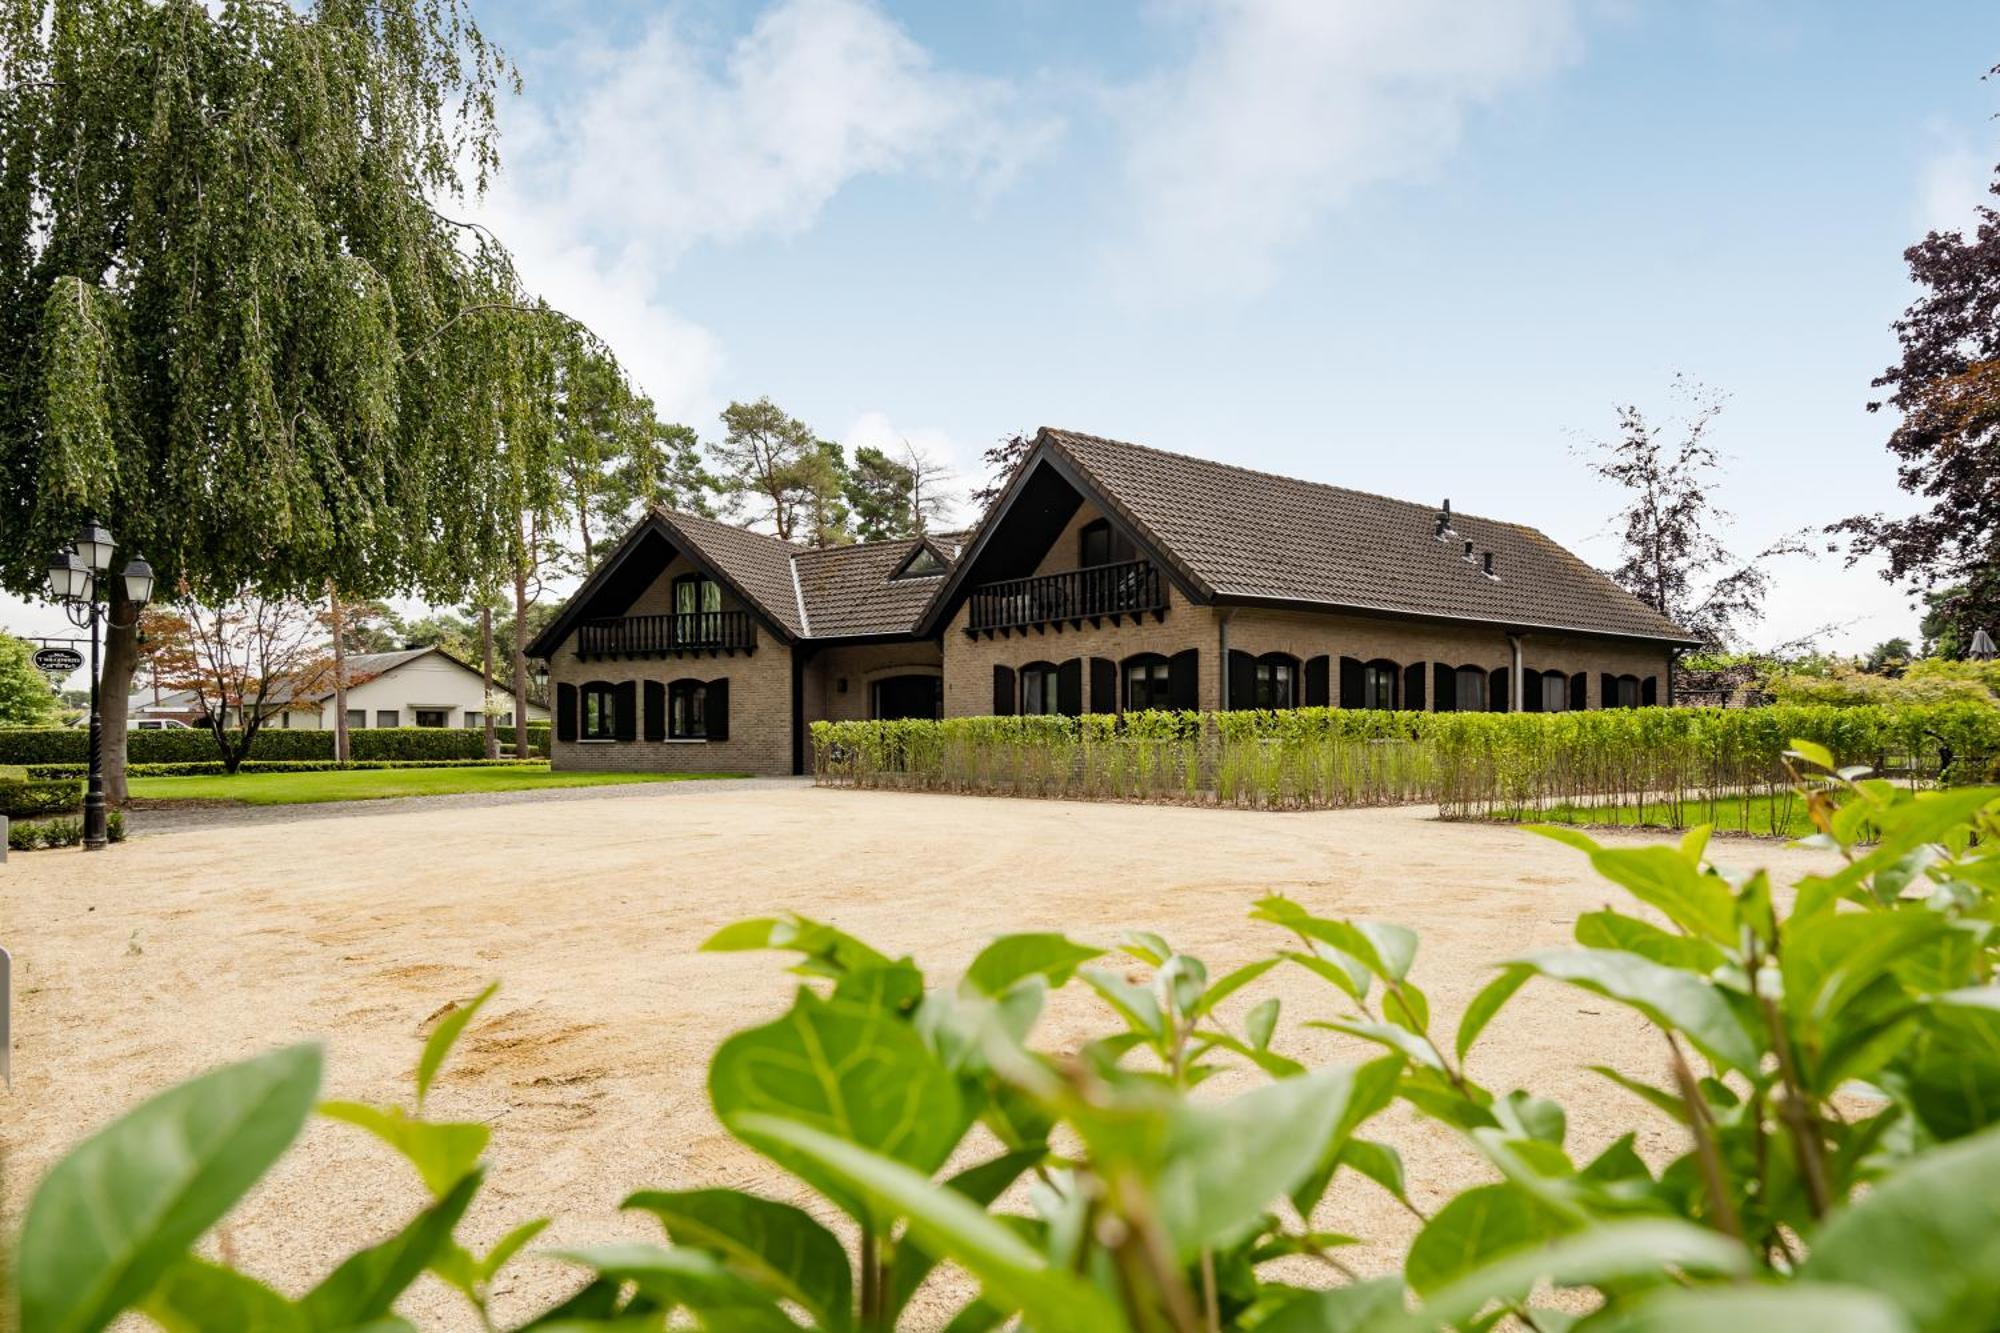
[966,559,1168,637]
[576,610,756,659]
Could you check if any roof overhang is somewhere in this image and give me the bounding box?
[1209,591,1707,648]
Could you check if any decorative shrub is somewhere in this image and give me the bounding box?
[6,809,122,850]
[26,758,540,779]
[348,727,487,761]
[0,725,489,767]
[11,756,2000,1327]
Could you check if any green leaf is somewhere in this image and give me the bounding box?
[416,982,496,1109]
[319,1101,489,1197]
[710,989,969,1224]
[1256,1277,1405,1332]
[733,1114,1123,1333]
[142,1258,304,1332]
[1340,1138,1408,1204]
[1291,1055,1406,1213]
[1510,950,1759,1072]
[1529,830,1737,943]
[623,1187,852,1331]
[1456,967,1530,1063]
[1309,1019,1446,1072]
[1192,957,1281,1019]
[550,1243,799,1328]
[1587,1066,1689,1124]
[961,933,1102,997]
[1080,966,1164,1037]
[1252,898,1411,981]
[1786,737,1837,771]
[1279,947,1372,1002]
[1494,1091,1566,1147]
[298,1170,480,1329]
[1585,1284,1912,1333]
[1782,912,1951,1037]
[887,1147,1046,1320]
[1574,911,1727,973]
[700,914,893,980]
[1804,1122,2000,1331]
[1398,1218,1751,1332]
[17,1043,323,1333]
[1246,995,1281,1050]
[1404,1183,1563,1296]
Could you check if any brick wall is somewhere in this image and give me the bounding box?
[546,557,798,775]
[943,583,1223,714]
[803,641,944,723]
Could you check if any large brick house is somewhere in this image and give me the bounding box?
[527,428,1700,775]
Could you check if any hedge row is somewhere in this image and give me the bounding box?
[812,702,2000,817]
[7,810,124,851]
[0,775,82,819]
[0,725,490,765]
[25,758,541,779]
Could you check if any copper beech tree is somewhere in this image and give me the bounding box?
[147,593,335,773]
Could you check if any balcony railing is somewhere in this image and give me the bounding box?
[576,610,756,658]
[967,559,1168,636]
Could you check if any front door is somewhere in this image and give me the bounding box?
[872,674,942,721]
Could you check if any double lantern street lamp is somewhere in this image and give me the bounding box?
[45,520,155,851]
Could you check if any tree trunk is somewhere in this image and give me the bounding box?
[481,604,499,761]
[100,582,138,805]
[328,582,350,763]
[512,565,532,761]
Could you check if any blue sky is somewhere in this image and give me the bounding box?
[8,0,1998,656]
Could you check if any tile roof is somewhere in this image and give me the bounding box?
[656,510,811,637]
[1039,428,1699,643]
[792,539,948,637]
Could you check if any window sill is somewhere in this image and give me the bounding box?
[662,737,710,744]
[577,738,617,744]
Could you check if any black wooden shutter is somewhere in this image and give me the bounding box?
[1403,662,1425,711]
[993,665,1016,716]
[1601,673,1617,710]
[644,680,666,740]
[707,677,730,740]
[1304,655,1330,707]
[1338,656,1363,709]
[1642,676,1658,706]
[1433,663,1455,712]
[613,680,638,740]
[1168,649,1199,710]
[556,682,578,742]
[1488,667,1508,713]
[1057,658,1083,716]
[1228,650,1254,710]
[1520,668,1542,713]
[1089,657,1117,714]
[1570,672,1587,711]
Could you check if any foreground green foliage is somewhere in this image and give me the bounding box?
[814,703,2000,822]
[13,745,2000,1329]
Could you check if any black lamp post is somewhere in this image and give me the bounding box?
[46,520,155,850]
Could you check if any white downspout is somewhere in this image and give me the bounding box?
[1507,633,1525,712]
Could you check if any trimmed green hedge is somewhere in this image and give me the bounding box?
[7,809,123,850]
[0,725,488,765]
[812,702,2000,818]
[0,775,82,819]
[26,758,539,779]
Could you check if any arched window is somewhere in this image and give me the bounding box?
[668,678,708,738]
[1362,658,1399,710]
[1539,672,1569,712]
[1123,653,1172,711]
[1080,518,1137,568]
[1616,674,1641,709]
[1454,665,1487,713]
[1020,661,1062,715]
[581,681,618,740]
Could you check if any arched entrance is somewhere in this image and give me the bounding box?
[872,673,942,720]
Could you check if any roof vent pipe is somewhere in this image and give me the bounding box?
[1434,512,1449,540]
[1443,498,1451,519]
[1483,551,1498,579]
[1462,539,1475,562]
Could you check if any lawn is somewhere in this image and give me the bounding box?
[128,761,742,805]
[1474,790,1825,839]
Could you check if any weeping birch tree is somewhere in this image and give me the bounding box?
[0,0,538,799]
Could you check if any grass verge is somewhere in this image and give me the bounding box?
[1473,791,1821,839]
[128,762,744,806]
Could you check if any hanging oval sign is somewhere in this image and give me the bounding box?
[32,647,84,675]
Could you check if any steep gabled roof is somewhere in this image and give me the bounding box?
[655,510,809,637]
[922,428,1699,645]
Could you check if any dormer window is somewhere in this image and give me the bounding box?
[1080,518,1136,568]
[894,546,947,579]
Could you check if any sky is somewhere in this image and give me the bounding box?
[9,0,2000,667]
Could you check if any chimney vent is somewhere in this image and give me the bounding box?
[1462,539,1475,562]
[1483,551,1498,579]
[1434,512,1448,540]
[1443,498,1452,518]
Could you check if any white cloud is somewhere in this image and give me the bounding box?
[1916,125,1993,238]
[472,0,1056,420]
[1110,0,1581,298]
